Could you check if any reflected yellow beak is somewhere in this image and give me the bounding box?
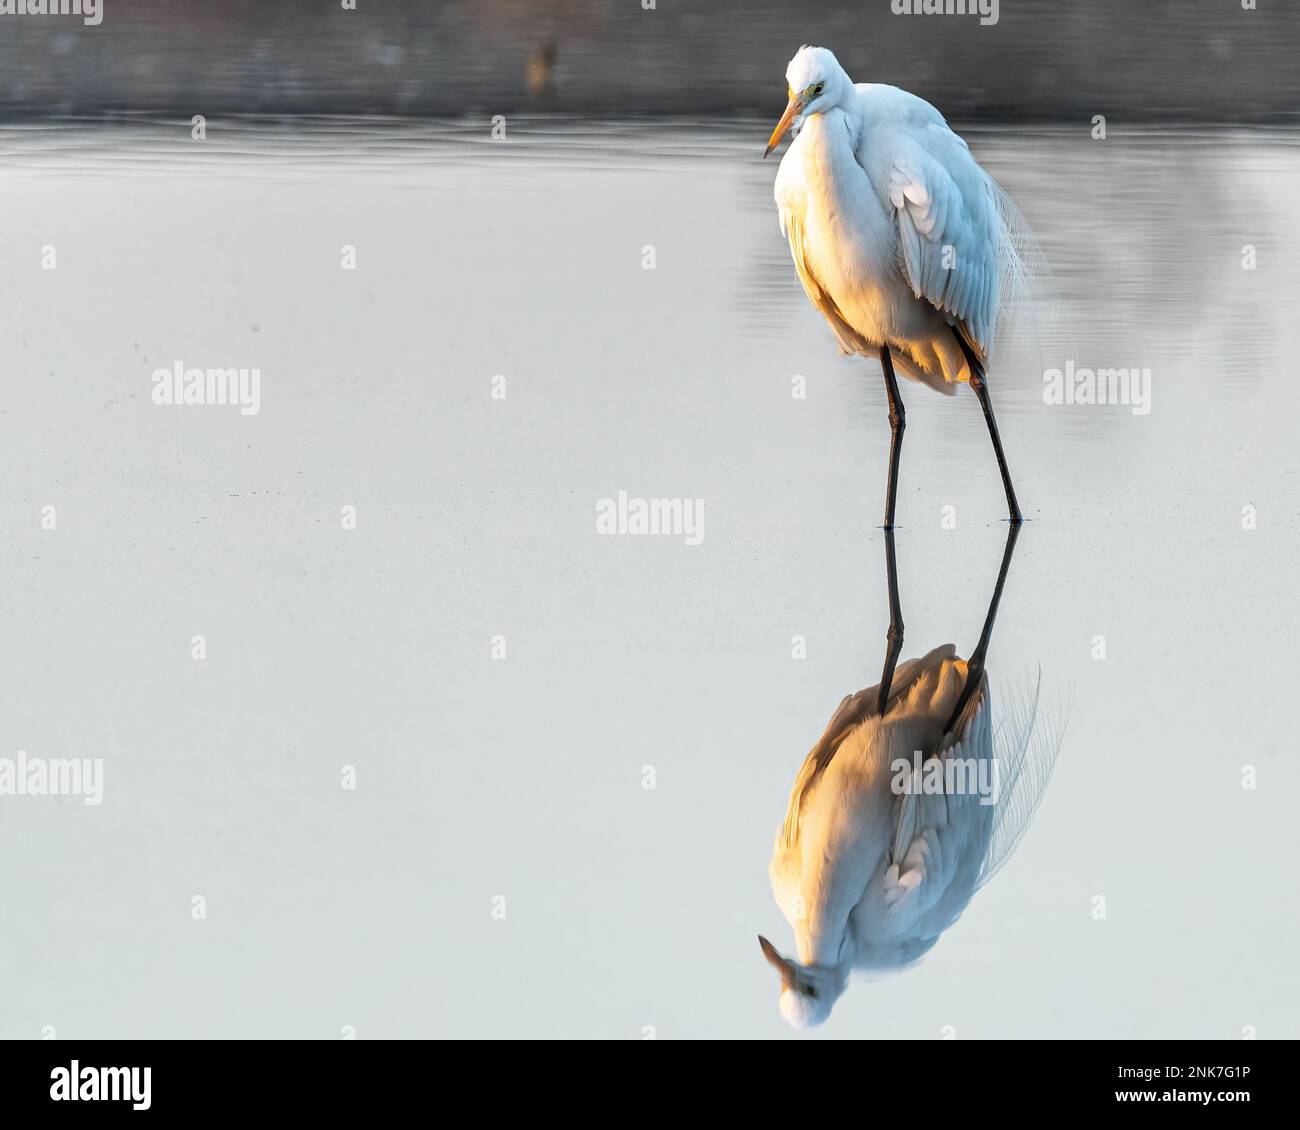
[764,98,800,158]
[757,934,797,990]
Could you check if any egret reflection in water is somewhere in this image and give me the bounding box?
[760,526,1066,1029]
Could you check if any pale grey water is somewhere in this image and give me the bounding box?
[1,120,1297,1038]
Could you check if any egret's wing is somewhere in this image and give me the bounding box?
[887,125,1002,357]
[976,670,1071,889]
[882,690,996,928]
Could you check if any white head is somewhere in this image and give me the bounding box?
[757,934,849,1030]
[764,46,853,157]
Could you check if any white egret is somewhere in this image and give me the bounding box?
[759,525,1065,1029]
[766,45,1045,526]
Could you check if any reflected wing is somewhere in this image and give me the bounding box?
[976,669,1070,889]
[882,690,996,928]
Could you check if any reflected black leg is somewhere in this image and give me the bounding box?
[880,345,905,530]
[877,527,905,717]
[953,331,1023,524]
[942,522,1021,737]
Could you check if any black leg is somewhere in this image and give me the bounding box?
[880,345,906,530]
[877,526,905,717]
[953,330,1022,524]
[942,521,1021,737]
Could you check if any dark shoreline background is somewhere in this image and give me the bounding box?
[0,0,1294,124]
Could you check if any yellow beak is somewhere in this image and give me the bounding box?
[764,97,800,158]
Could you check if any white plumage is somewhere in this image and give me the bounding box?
[762,646,1062,1029]
[758,529,1066,1029]
[771,45,1034,391]
[755,47,1064,1028]
[772,645,993,963]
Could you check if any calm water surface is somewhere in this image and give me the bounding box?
[1,120,1297,1037]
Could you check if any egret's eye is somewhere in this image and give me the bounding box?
[809,82,825,97]
[802,983,819,999]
